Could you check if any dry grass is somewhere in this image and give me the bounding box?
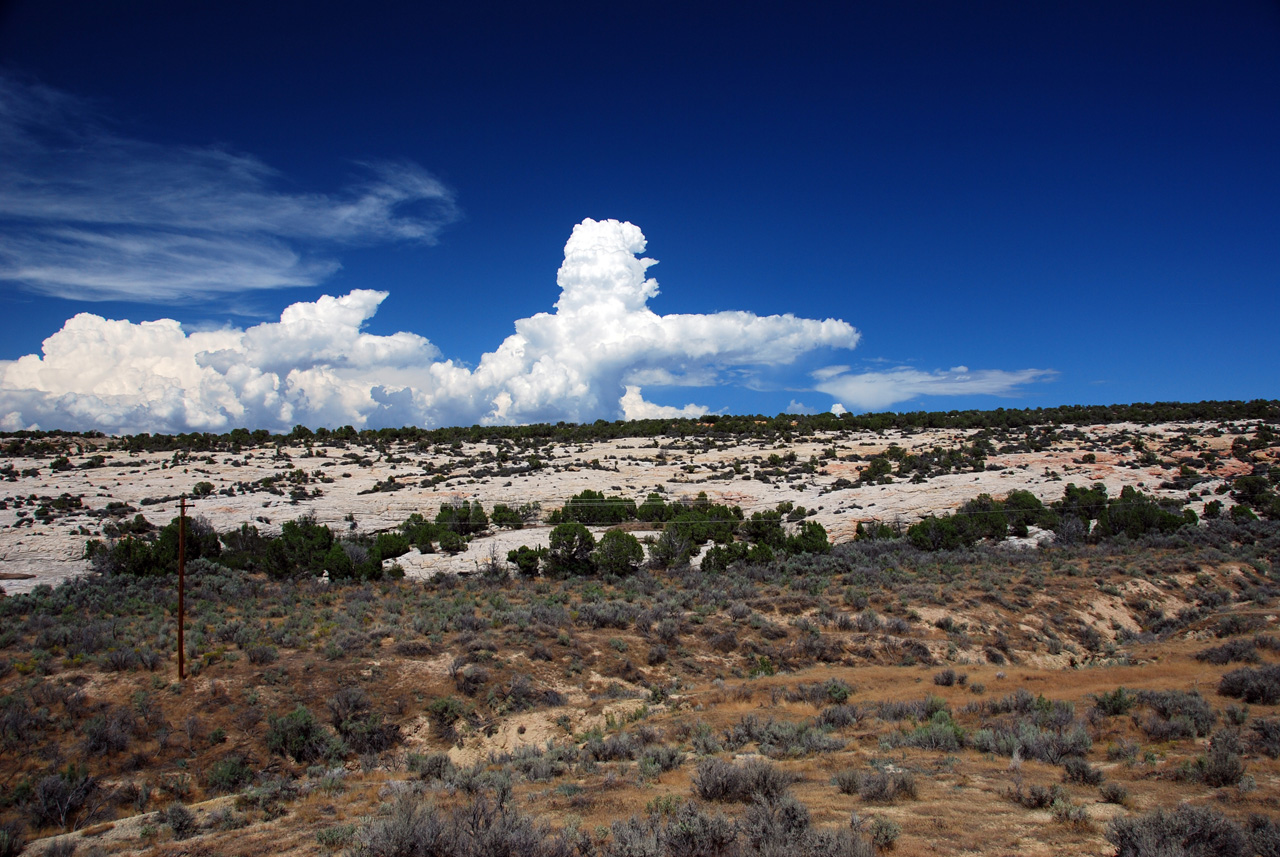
[2,415,1279,854]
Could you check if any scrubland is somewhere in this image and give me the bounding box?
[1,405,1278,856]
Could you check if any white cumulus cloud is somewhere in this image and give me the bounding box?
[0,76,458,301]
[0,219,864,433]
[619,387,708,420]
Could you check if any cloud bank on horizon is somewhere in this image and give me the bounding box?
[0,217,1052,433]
[0,219,844,431]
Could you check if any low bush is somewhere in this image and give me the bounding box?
[1252,719,1280,759]
[1246,815,1280,857]
[835,768,918,803]
[786,679,853,705]
[408,752,456,782]
[1195,638,1261,665]
[1216,614,1266,638]
[741,793,811,852]
[1137,689,1218,737]
[1009,782,1067,809]
[583,732,639,762]
[1062,757,1104,786]
[351,792,547,857]
[316,822,357,850]
[1051,797,1091,829]
[640,744,685,775]
[819,704,861,729]
[1219,665,1280,705]
[720,715,845,757]
[693,757,795,803]
[427,697,469,741]
[30,765,96,830]
[1107,738,1139,761]
[1099,782,1129,805]
[609,801,741,857]
[971,720,1091,763]
[1184,729,1247,788]
[246,645,278,665]
[164,803,197,840]
[1106,805,1248,857]
[326,686,401,754]
[82,706,140,756]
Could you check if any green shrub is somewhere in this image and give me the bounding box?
[1196,639,1260,665]
[427,696,469,741]
[1093,687,1137,716]
[546,522,596,577]
[553,490,637,525]
[246,645,278,665]
[1009,782,1066,809]
[408,752,456,782]
[1203,729,1246,788]
[207,755,254,793]
[506,545,546,576]
[592,529,645,577]
[316,822,357,850]
[884,711,964,752]
[265,706,343,763]
[1246,815,1280,857]
[868,816,901,849]
[31,764,96,830]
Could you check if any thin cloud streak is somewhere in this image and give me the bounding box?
[0,76,458,301]
[814,365,1057,412]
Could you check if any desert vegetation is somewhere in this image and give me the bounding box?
[0,401,1278,855]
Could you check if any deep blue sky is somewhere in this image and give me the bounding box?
[0,1,1277,431]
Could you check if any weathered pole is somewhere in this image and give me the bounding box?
[178,496,186,681]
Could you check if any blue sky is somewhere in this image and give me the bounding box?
[0,1,1277,433]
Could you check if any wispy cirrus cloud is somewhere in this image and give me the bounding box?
[0,75,459,302]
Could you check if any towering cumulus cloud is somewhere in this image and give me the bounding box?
[0,219,863,433]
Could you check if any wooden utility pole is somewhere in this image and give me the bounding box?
[178,496,186,681]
